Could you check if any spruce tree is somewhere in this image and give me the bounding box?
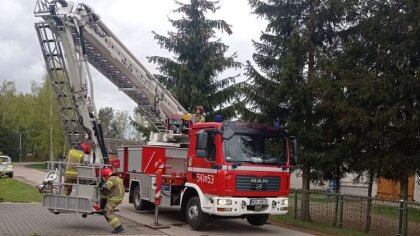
[148,0,242,119]
[244,0,347,220]
[321,0,420,201]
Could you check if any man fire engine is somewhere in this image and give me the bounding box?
[33,0,297,231]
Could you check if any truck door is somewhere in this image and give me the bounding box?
[189,129,219,195]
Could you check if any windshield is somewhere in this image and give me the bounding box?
[223,131,286,165]
[1,156,10,163]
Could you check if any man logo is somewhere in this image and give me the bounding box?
[250,177,268,190]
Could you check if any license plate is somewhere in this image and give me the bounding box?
[250,199,268,205]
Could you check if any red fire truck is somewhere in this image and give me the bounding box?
[34,0,297,230]
[118,121,297,229]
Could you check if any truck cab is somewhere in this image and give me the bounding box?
[181,121,296,229]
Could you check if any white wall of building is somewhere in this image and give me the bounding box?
[290,171,420,201]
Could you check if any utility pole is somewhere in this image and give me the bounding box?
[19,132,24,162]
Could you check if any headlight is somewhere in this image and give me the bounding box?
[281,199,288,205]
[217,199,232,205]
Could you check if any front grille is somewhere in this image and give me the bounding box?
[236,175,280,191]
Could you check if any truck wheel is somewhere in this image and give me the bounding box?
[186,197,208,230]
[246,214,269,226]
[133,186,154,211]
[8,173,13,178]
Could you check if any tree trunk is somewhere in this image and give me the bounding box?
[299,0,317,223]
[335,164,341,194]
[400,174,408,201]
[365,170,374,233]
[301,163,311,221]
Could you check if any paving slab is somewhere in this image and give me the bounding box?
[0,203,166,236]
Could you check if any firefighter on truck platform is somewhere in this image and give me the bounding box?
[195,105,205,123]
[63,142,90,196]
[100,167,125,234]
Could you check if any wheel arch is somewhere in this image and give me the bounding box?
[129,180,139,204]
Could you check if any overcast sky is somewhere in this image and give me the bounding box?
[0,0,266,114]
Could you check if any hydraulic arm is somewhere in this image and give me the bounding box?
[34,0,188,162]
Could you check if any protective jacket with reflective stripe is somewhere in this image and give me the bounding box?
[105,176,125,203]
[196,114,205,123]
[65,149,84,177]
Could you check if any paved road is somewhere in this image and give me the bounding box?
[0,203,164,236]
[4,163,316,236]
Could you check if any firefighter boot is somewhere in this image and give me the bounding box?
[111,225,124,234]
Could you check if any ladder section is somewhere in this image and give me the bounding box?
[35,22,85,147]
[85,42,166,132]
[69,27,167,132]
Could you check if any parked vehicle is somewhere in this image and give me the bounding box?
[0,156,14,178]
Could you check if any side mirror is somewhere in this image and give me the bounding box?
[290,137,298,165]
[196,131,208,158]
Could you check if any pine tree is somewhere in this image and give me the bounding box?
[244,0,347,220]
[321,0,420,201]
[148,0,242,119]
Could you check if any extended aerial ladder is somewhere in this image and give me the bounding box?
[33,0,192,216]
[34,0,188,164]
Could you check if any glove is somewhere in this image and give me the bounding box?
[100,184,110,195]
[98,179,105,188]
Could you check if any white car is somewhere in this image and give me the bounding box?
[0,156,13,178]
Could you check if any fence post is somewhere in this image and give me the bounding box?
[365,197,372,233]
[294,189,298,219]
[338,194,344,228]
[403,200,407,236]
[333,193,339,227]
[398,199,405,236]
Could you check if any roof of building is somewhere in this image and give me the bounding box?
[104,138,144,153]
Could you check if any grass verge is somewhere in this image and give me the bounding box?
[25,162,47,171]
[271,214,370,236]
[0,178,43,202]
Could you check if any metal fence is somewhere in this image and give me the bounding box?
[290,189,420,236]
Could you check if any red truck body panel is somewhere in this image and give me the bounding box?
[119,121,291,198]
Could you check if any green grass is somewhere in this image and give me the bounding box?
[371,204,420,222]
[272,213,370,236]
[407,206,420,222]
[25,162,48,171]
[0,178,44,202]
[371,204,399,219]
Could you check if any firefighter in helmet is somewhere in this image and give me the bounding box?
[63,142,90,196]
[100,167,125,234]
[195,105,205,123]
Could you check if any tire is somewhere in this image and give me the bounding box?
[186,196,208,230]
[246,214,269,226]
[9,173,13,178]
[132,186,154,211]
